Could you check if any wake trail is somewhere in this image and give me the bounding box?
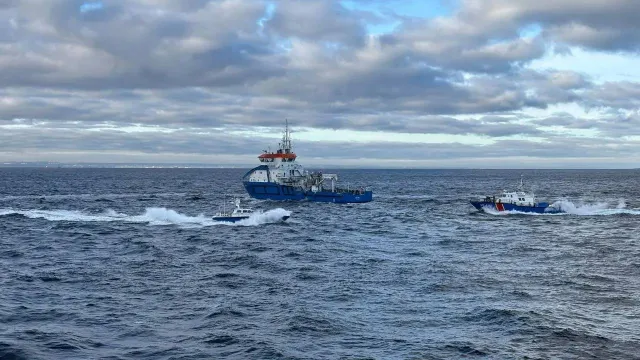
[0,207,291,227]
[481,199,640,216]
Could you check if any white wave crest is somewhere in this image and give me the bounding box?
[0,209,126,222]
[550,199,640,216]
[233,208,291,226]
[0,207,291,227]
[480,205,508,216]
[478,199,640,216]
[133,207,213,226]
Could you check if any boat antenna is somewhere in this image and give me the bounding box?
[519,174,524,191]
[283,119,292,153]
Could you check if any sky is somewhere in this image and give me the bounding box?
[1,0,640,168]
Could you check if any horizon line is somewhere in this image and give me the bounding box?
[0,162,638,171]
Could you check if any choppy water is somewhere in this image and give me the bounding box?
[1,168,639,359]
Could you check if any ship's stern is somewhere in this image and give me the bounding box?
[336,190,373,203]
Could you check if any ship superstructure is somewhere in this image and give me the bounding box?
[243,122,372,203]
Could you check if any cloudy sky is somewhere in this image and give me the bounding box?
[1,0,640,168]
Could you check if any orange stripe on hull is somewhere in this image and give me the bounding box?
[496,203,505,211]
[259,153,297,159]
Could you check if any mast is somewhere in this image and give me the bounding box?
[519,174,524,191]
[257,120,297,162]
[282,119,292,154]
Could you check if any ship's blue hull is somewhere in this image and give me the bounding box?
[471,201,563,214]
[244,181,372,203]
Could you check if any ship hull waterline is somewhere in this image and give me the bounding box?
[470,201,563,214]
[212,215,290,223]
[244,181,373,203]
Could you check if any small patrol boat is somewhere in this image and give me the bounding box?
[243,121,373,203]
[470,177,563,214]
[212,199,290,223]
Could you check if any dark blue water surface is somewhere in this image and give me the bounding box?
[1,168,639,359]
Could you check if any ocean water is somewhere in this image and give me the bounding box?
[1,168,639,359]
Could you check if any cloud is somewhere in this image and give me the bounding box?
[583,82,640,109]
[2,121,640,169]
[433,0,640,52]
[1,0,280,89]
[0,0,639,167]
[266,0,366,45]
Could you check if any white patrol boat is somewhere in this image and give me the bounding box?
[212,199,290,223]
[470,176,563,214]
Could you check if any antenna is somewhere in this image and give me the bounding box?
[520,174,524,190]
[282,118,292,152]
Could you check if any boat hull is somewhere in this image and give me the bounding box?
[212,214,290,223]
[306,190,372,203]
[244,181,372,203]
[212,215,250,223]
[470,201,562,214]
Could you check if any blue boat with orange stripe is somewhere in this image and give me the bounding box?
[470,176,563,214]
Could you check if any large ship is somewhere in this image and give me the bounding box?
[242,122,373,203]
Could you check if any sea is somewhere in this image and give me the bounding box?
[1,168,639,359]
